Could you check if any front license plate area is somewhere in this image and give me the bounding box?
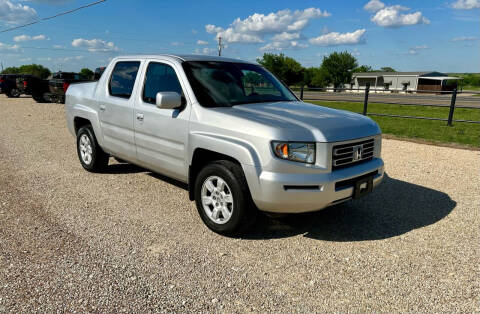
[353,176,373,199]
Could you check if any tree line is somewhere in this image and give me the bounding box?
[257,51,396,88]
[1,64,95,80]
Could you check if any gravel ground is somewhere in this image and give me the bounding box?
[0,95,478,312]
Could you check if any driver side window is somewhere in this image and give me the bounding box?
[241,70,281,97]
[143,62,183,104]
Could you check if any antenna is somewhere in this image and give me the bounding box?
[217,36,224,56]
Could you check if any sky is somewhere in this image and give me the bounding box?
[0,0,479,73]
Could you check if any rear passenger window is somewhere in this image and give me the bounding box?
[109,61,140,99]
[143,62,183,104]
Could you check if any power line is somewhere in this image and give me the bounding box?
[0,0,107,34]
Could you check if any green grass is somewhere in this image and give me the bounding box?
[462,86,480,92]
[310,101,480,147]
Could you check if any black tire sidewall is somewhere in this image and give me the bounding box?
[194,162,249,235]
[76,126,107,172]
[11,89,20,98]
[32,94,44,102]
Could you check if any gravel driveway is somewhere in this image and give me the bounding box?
[0,96,478,312]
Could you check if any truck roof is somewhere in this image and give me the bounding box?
[112,54,256,64]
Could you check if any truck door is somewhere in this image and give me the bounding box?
[97,60,141,161]
[133,60,190,182]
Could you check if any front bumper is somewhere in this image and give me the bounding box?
[243,158,384,213]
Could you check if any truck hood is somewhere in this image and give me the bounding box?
[230,101,381,142]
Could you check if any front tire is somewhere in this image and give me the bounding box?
[194,160,256,236]
[76,125,109,172]
[32,93,46,103]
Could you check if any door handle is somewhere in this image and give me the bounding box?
[136,113,144,121]
[99,105,106,111]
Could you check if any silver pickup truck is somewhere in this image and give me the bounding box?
[65,54,384,235]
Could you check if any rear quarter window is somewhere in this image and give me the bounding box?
[109,61,141,99]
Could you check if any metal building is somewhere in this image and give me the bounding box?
[351,71,461,92]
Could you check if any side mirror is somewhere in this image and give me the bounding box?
[156,92,182,109]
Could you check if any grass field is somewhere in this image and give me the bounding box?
[451,73,480,92]
[310,101,480,147]
[463,86,480,92]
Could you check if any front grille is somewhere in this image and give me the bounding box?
[332,138,374,170]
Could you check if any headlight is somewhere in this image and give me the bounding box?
[272,142,315,164]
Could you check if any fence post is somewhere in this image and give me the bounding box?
[300,85,304,100]
[447,88,457,126]
[363,83,370,116]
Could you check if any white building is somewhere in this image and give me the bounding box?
[351,71,461,92]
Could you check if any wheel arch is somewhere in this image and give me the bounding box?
[188,148,244,201]
[68,104,104,146]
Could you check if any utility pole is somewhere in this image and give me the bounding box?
[0,61,3,72]
[217,36,223,56]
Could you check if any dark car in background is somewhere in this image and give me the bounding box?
[46,72,89,103]
[0,74,21,98]
[94,67,106,81]
[16,74,50,102]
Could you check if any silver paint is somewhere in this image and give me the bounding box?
[66,54,384,213]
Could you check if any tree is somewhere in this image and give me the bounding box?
[1,67,21,74]
[257,53,304,86]
[80,68,94,80]
[1,64,51,79]
[380,67,395,72]
[354,65,373,73]
[304,67,328,87]
[243,71,264,85]
[320,51,358,89]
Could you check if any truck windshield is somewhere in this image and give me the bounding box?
[182,61,298,107]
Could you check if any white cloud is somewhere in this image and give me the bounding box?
[194,47,217,55]
[196,40,209,45]
[13,34,46,42]
[371,5,430,27]
[59,55,84,62]
[271,32,301,41]
[408,45,429,55]
[206,26,263,43]
[0,42,19,51]
[171,41,184,46]
[191,29,198,34]
[53,44,64,48]
[451,36,478,41]
[71,38,119,52]
[309,29,366,46]
[365,1,430,27]
[32,34,46,40]
[452,0,480,9]
[0,0,37,24]
[205,8,330,43]
[364,0,385,12]
[260,40,308,51]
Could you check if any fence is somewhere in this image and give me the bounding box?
[297,83,480,126]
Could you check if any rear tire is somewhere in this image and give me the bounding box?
[76,125,109,172]
[194,160,256,236]
[8,89,20,98]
